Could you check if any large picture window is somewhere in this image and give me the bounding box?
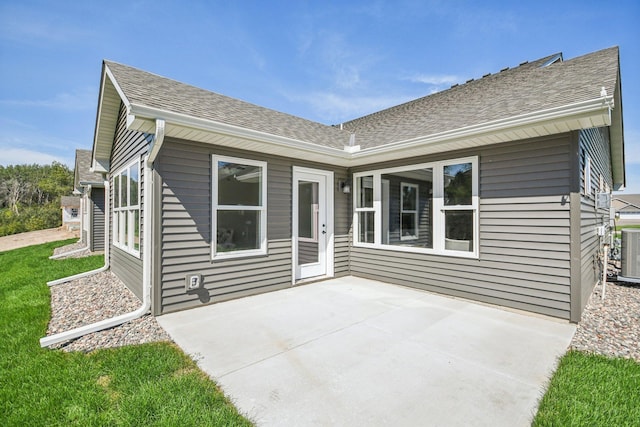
[212,155,267,259]
[353,156,478,257]
[113,158,140,257]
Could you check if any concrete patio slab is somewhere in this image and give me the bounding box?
[158,276,576,426]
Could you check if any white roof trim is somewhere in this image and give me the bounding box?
[127,103,348,159]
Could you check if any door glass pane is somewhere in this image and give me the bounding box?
[444,210,473,252]
[217,161,262,206]
[444,162,472,206]
[297,181,319,265]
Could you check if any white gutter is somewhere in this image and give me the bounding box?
[46,181,110,286]
[127,103,349,159]
[40,155,152,348]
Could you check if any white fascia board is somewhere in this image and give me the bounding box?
[104,66,131,111]
[127,103,348,160]
[351,97,613,161]
[93,65,131,172]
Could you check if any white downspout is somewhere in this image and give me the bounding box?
[40,155,153,348]
[47,182,111,284]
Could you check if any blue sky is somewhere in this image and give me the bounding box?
[1,0,638,192]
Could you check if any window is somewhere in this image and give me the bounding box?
[355,176,374,243]
[354,156,478,257]
[70,208,79,218]
[400,183,418,240]
[583,154,592,196]
[212,155,267,259]
[113,158,140,256]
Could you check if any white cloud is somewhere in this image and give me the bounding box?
[0,87,96,111]
[299,91,416,123]
[0,148,70,167]
[407,74,461,86]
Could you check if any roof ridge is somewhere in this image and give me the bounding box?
[104,60,352,136]
[342,51,562,128]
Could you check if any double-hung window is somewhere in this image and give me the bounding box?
[212,155,267,260]
[355,176,375,243]
[353,156,478,257]
[400,182,419,240]
[113,158,140,256]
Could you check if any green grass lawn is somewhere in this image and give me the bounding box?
[0,240,252,426]
[533,351,640,426]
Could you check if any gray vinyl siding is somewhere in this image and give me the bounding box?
[334,169,351,277]
[90,187,105,252]
[156,137,349,314]
[350,134,573,319]
[575,127,612,319]
[109,102,149,299]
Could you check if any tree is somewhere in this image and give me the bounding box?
[0,162,74,236]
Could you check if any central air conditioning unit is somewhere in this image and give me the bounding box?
[619,229,640,283]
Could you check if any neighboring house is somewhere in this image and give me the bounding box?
[613,194,640,226]
[74,149,106,252]
[60,196,80,230]
[90,46,625,323]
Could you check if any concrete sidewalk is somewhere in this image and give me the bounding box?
[158,276,575,426]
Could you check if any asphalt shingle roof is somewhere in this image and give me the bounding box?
[75,149,103,186]
[342,47,620,149]
[104,46,619,150]
[61,196,80,207]
[105,61,351,149]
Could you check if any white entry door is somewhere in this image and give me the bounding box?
[293,167,334,281]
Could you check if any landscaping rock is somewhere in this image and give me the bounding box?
[570,280,640,362]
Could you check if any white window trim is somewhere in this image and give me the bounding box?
[212,155,267,260]
[400,182,419,241]
[112,158,141,258]
[354,176,376,244]
[583,154,592,197]
[353,156,479,259]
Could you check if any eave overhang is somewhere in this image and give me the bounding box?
[122,95,615,169]
[92,61,619,172]
[609,70,625,190]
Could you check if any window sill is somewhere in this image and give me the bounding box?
[113,243,141,259]
[353,242,478,259]
[212,248,268,262]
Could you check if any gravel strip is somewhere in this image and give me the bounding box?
[571,280,640,362]
[46,271,170,352]
[52,241,93,259]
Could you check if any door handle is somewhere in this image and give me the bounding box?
[322,230,326,234]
